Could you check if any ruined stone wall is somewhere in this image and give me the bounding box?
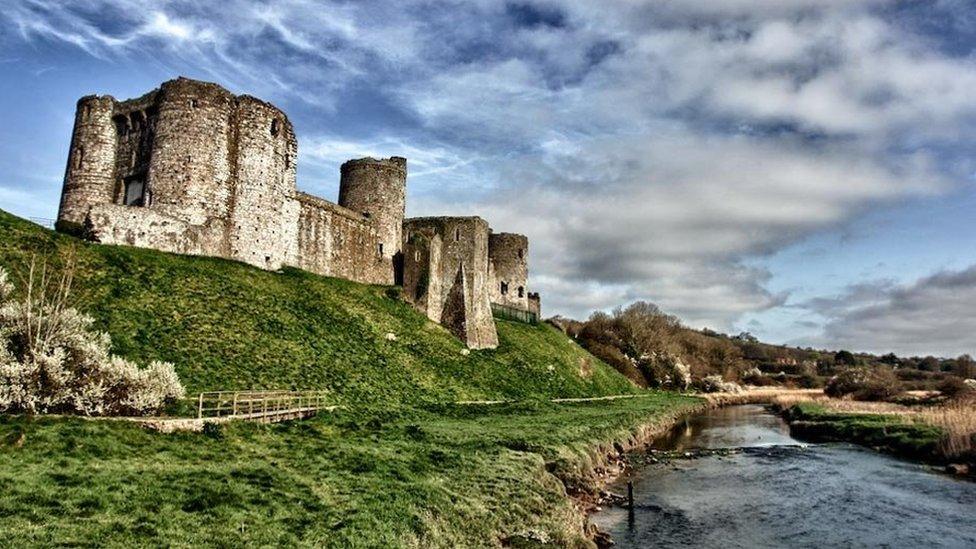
[403,217,498,349]
[58,96,118,230]
[56,78,298,270]
[58,77,536,349]
[527,292,541,318]
[228,95,299,270]
[338,157,406,284]
[295,193,391,284]
[403,228,443,319]
[146,78,236,230]
[110,90,158,207]
[488,232,529,310]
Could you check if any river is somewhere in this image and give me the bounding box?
[590,404,976,548]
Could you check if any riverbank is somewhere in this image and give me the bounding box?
[573,389,821,546]
[589,404,976,548]
[778,400,976,477]
[0,394,715,547]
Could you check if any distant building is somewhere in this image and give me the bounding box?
[58,77,539,348]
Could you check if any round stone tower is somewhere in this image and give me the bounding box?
[338,157,407,262]
[57,95,118,231]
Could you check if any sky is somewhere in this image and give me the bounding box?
[1,0,975,358]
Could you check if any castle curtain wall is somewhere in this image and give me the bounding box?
[56,77,539,349]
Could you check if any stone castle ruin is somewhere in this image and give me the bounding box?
[57,77,538,349]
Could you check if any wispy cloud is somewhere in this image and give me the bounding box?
[2,0,975,347]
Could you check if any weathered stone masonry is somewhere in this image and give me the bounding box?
[58,77,538,348]
[403,217,498,349]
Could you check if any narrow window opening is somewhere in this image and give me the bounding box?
[378,243,384,256]
[414,250,420,261]
[189,99,198,108]
[517,249,524,259]
[454,227,460,242]
[123,175,146,207]
[500,282,508,295]
[518,286,525,298]
[270,119,281,137]
[114,115,129,136]
[74,147,84,170]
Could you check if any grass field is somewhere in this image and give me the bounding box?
[0,395,700,547]
[0,209,703,547]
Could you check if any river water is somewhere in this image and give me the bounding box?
[590,405,976,548]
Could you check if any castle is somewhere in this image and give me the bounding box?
[56,77,539,349]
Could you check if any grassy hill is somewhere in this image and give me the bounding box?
[0,209,703,547]
[0,209,635,406]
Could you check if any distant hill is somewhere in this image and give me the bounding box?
[0,209,636,406]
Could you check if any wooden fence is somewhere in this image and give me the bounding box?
[491,302,538,324]
[196,390,332,420]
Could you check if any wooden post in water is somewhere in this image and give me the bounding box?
[627,481,634,509]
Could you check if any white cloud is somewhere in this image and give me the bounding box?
[798,266,976,357]
[3,0,975,342]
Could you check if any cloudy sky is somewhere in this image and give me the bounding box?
[1,0,975,357]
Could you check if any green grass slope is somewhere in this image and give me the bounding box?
[0,209,636,405]
[0,397,702,547]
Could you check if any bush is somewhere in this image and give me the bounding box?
[938,376,975,399]
[797,372,820,389]
[699,375,742,394]
[0,263,184,416]
[825,367,901,401]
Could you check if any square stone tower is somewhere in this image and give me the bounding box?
[402,217,499,349]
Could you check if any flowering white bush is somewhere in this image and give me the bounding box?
[0,264,184,416]
[700,375,743,394]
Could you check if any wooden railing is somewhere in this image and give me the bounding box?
[196,390,332,420]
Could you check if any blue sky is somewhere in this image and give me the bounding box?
[1,0,975,357]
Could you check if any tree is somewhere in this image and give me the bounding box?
[834,350,857,366]
[734,332,759,343]
[879,352,900,366]
[918,356,941,372]
[953,354,976,379]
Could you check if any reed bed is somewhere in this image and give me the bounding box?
[774,391,976,459]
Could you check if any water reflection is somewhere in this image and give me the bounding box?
[651,404,795,450]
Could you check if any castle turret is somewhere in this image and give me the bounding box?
[338,157,407,276]
[57,95,118,232]
[488,232,529,310]
[148,78,237,227]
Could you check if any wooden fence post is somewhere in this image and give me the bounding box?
[198,393,204,419]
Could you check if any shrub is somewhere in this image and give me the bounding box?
[834,350,857,366]
[202,421,224,439]
[797,372,820,389]
[0,262,184,416]
[699,375,742,394]
[825,367,901,401]
[938,376,975,399]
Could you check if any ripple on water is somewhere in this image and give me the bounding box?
[592,405,976,549]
